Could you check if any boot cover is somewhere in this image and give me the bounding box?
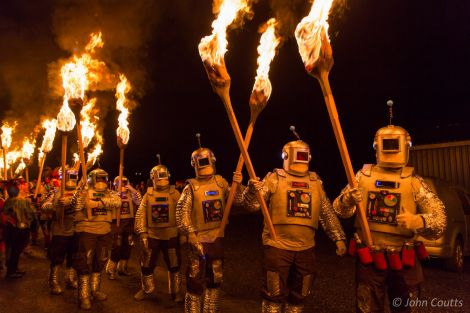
[285,303,304,313]
[185,292,203,313]
[203,288,220,313]
[117,259,132,276]
[65,267,78,289]
[49,265,63,295]
[90,272,107,301]
[261,299,283,313]
[78,275,92,310]
[105,259,117,280]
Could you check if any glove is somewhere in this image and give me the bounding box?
[341,187,362,206]
[248,178,264,193]
[336,240,347,256]
[232,171,243,184]
[396,211,424,231]
[188,232,204,257]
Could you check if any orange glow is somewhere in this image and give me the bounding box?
[295,0,334,68]
[21,138,35,160]
[1,122,17,149]
[199,0,250,66]
[115,74,131,145]
[80,98,98,148]
[252,18,280,99]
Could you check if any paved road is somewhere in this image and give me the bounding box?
[0,214,468,313]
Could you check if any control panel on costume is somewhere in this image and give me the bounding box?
[366,188,401,225]
[151,197,169,224]
[92,192,107,216]
[287,188,312,219]
[120,193,131,215]
[202,191,223,223]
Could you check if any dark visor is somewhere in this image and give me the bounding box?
[157,171,168,178]
[69,174,78,180]
[382,139,399,151]
[96,176,107,182]
[198,157,210,167]
[296,151,309,162]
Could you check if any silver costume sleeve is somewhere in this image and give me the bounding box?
[332,171,362,219]
[70,181,86,212]
[130,188,142,206]
[40,190,55,213]
[176,184,197,234]
[134,193,148,234]
[318,181,346,242]
[413,175,447,240]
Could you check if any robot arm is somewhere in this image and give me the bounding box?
[134,193,148,235]
[332,171,362,219]
[103,191,122,211]
[176,184,197,234]
[128,186,143,206]
[40,190,55,214]
[412,175,447,240]
[318,182,346,242]
[70,181,87,212]
[241,172,274,213]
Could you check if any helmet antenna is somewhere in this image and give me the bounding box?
[196,133,202,149]
[289,125,301,140]
[156,154,161,165]
[387,100,394,125]
[96,157,101,169]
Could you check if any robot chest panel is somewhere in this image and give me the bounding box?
[202,196,223,224]
[286,189,312,219]
[121,200,131,215]
[150,201,170,224]
[366,190,401,225]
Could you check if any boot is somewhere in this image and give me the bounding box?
[185,292,202,313]
[117,259,132,276]
[203,288,220,313]
[78,275,92,310]
[105,259,118,280]
[261,299,283,313]
[134,272,155,301]
[90,272,107,301]
[284,303,304,313]
[49,265,63,295]
[168,271,184,303]
[65,267,78,289]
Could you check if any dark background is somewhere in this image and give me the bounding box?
[1,0,469,196]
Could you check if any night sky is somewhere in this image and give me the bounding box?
[1,0,469,196]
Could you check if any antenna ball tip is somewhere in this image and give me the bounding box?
[156,154,160,158]
[196,133,200,138]
[387,100,393,106]
[289,126,295,131]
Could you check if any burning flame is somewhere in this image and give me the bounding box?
[21,138,35,161]
[80,98,98,148]
[38,119,58,161]
[115,74,131,145]
[58,32,105,132]
[86,142,103,167]
[294,0,334,68]
[6,150,21,167]
[15,159,26,176]
[198,0,250,66]
[252,18,280,99]
[1,122,17,149]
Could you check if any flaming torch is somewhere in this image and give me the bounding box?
[115,74,131,227]
[1,122,15,179]
[219,18,280,236]
[34,119,57,198]
[20,138,35,182]
[295,0,372,246]
[199,0,276,240]
[56,98,76,196]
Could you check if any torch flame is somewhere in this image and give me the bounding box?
[6,150,21,167]
[15,159,26,176]
[198,0,250,66]
[86,142,103,167]
[80,98,98,148]
[85,32,104,54]
[1,122,17,149]
[38,119,58,159]
[252,18,280,99]
[115,74,131,145]
[294,0,334,68]
[21,138,35,160]
[57,99,76,132]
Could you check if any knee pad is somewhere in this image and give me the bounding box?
[189,257,201,279]
[211,259,223,284]
[266,271,281,297]
[301,274,314,297]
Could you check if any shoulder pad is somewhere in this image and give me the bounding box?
[146,187,154,195]
[361,164,373,177]
[275,168,286,177]
[308,172,318,181]
[169,185,176,194]
[187,178,199,191]
[214,175,227,188]
[401,167,415,178]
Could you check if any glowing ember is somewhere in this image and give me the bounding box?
[295,0,334,68]
[1,122,17,149]
[252,18,280,99]
[80,98,98,148]
[198,0,250,66]
[115,74,131,145]
[38,119,58,160]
